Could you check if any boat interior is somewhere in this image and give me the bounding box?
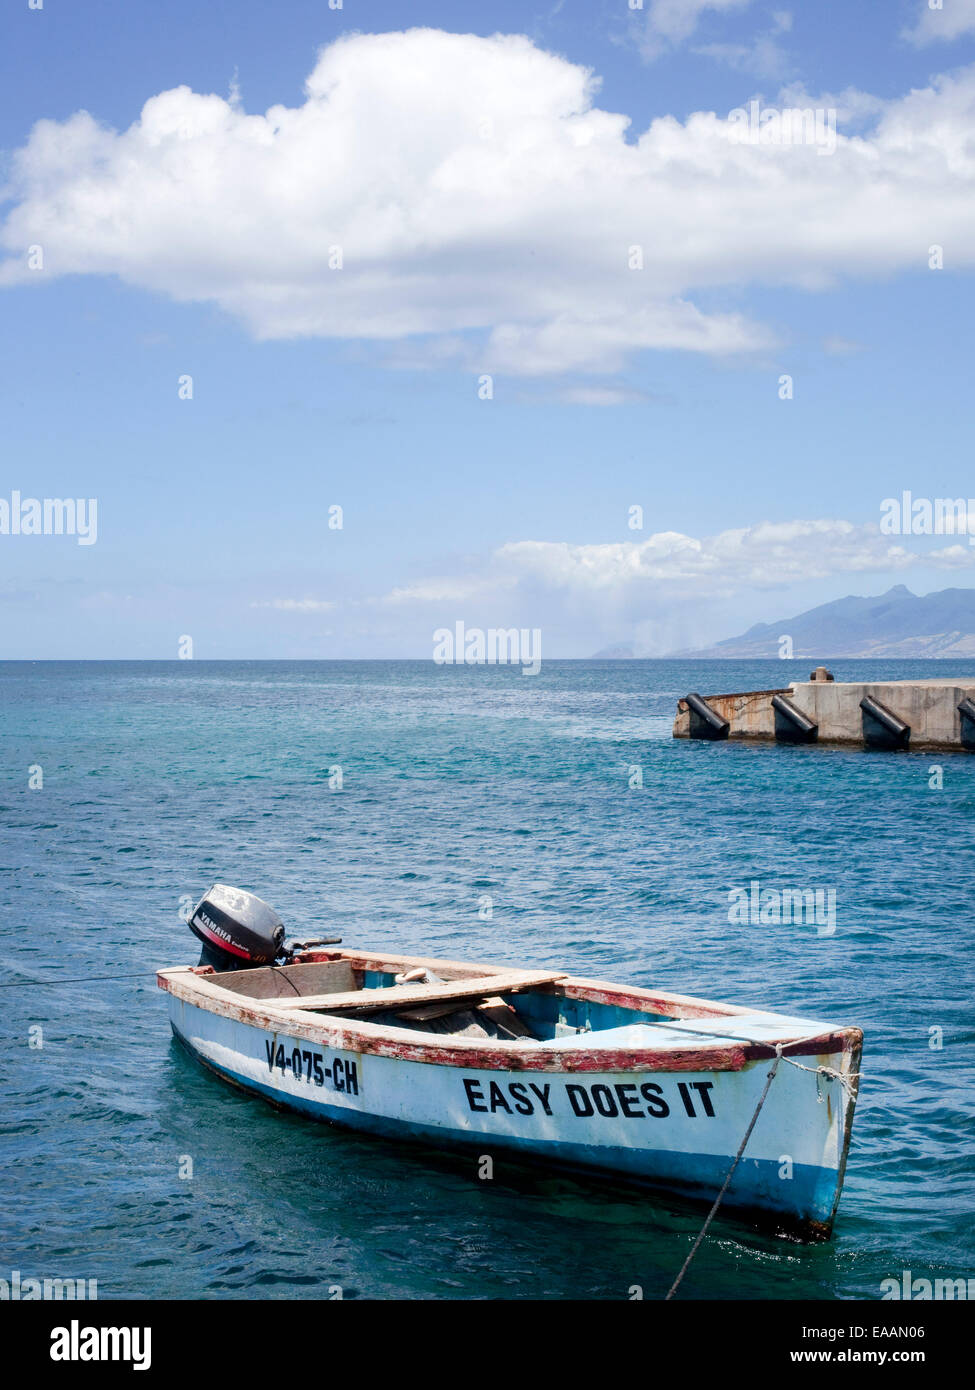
[202,954,683,1044]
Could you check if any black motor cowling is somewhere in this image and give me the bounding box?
[188,884,285,972]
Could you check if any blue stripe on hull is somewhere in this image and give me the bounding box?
[173,1024,839,1235]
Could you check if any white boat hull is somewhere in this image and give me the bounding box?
[161,964,861,1238]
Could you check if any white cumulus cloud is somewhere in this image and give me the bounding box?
[906,0,975,45]
[634,0,755,59]
[494,520,924,593]
[375,518,975,609]
[2,30,975,377]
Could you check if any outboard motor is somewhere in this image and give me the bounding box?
[188,884,286,972]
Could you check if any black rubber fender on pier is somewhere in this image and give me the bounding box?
[860,694,910,749]
[771,693,818,743]
[957,697,975,750]
[683,692,730,741]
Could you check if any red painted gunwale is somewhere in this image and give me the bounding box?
[157,948,861,1075]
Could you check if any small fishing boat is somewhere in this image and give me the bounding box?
[158,885,863,1239]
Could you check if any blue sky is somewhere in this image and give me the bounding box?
[1,0,975,657]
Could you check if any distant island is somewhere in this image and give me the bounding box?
[593,586,975,659]
[677,585,975,658]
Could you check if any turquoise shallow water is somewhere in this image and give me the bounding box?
[1,658,973,1300]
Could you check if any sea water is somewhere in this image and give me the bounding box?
[1,659,973,1300]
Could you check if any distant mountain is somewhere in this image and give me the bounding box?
[672,586,975,658]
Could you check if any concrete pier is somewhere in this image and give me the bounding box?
[673,673,975,750]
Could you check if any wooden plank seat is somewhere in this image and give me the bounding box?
[264,969,567,1014]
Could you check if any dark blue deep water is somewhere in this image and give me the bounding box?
[2,659,973,1300]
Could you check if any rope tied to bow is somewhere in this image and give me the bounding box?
[665,1044,786,1301]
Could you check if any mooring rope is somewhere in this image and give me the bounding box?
[0,971,158,988]
[778,1051,861,1099]
[665,1045,784,1302]
[662,1028,862,1300]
